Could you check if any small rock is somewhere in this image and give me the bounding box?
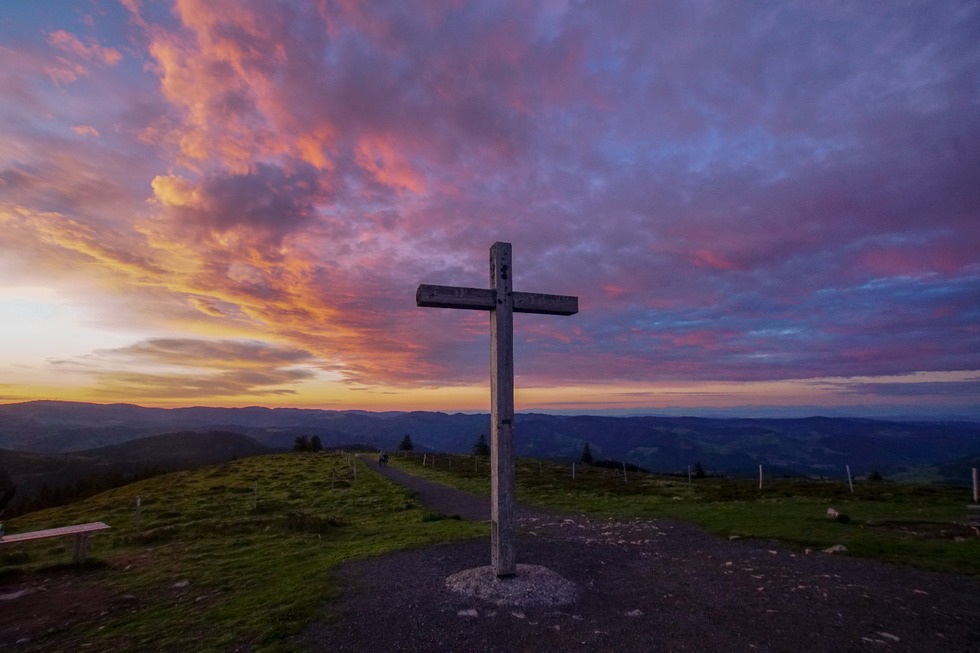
[458,609,479,618]
[172,580,190,588]
[877,632,900,642]
[823,544,848,554]
[625,609,643,617]
[826,508,839,519]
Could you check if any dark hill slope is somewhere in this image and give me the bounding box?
[0,430,269,515]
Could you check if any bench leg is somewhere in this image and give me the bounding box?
[73,533,89,564]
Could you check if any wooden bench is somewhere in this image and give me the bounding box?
[0,521,110,563]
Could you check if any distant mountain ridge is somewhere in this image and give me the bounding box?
[1,401,979,483]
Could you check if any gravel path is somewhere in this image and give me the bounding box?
[305,458,980,652]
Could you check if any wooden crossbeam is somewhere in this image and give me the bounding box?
[417,285,578,316]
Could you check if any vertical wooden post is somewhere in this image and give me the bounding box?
[490,242,516,577]
[846,465,854,493]
[622,461,628,483]
[758,464,763,490]
[973,467,978,504]
[416,241,577,578]
[73,533,89,564]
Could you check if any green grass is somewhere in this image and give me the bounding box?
[1,452,486,652]
[390,451,980,577]
[4,450,978,651]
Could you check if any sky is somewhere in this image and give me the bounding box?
[1,1,978,417]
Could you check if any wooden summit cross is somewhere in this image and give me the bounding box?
[416,242,578,577]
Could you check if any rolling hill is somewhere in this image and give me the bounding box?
[0,430,269,516]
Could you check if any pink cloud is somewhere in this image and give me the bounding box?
[46,29,122,67]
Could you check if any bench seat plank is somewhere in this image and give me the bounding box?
[1,521,110,544]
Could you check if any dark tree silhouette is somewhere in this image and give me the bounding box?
[0,467,16,517]
[398,434,414,451]
[310,435,323,452]
[693,462,707,479]
[293,436,311,452]
[473,433,490,456]
[580,443,594,465]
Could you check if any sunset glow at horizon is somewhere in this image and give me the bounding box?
[2,1,978,417]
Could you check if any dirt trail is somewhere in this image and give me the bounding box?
[306,457,980,652]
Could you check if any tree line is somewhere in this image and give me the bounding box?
[0,465,166,519]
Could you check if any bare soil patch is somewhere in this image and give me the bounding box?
[0,566,119,650]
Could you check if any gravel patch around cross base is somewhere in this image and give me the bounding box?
[305,459,980,652]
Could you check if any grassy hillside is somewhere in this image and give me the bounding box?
[3,450,977,651]
[0,452,486,652]
[388,452,980,577]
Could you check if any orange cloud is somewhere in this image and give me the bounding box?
[144,1,339,172]
[355,135,427,193]
[151,174,201,208]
